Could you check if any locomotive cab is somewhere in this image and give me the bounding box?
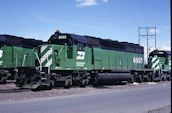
[48,30,87,48]
[38,31,88,74]
[149,50,171,71]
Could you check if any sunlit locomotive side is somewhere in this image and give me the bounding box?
[15,31,171,89]
[148,50,171,81]
[0,35,43,83]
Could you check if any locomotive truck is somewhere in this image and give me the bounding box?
[15,31,171,89]
[0,35,44,83]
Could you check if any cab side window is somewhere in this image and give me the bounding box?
[0,43,2,49]
[67,47,73,59]
[54,50,59,66]
[55,50,58,56]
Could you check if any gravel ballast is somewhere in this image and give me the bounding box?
[0,81,170,103]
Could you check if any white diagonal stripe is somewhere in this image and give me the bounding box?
[40,47,52,64]
[44,58,52,67]
[152,59,159,68]
[152,57,157,62]
[155,65,160,70]
[41,46,48,53]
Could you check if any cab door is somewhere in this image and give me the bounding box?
[75,43,86,70]
[93,48,101,69]
[64,45,75,69]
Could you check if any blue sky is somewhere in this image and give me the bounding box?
[0,0,171,51]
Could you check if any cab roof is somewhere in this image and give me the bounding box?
[149,50,171,57]
[48,31,144,54]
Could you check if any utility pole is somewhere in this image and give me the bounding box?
[138,27,157,64]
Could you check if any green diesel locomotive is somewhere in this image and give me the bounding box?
[148,50,171,81]
[0,35,43,83]
[16,31,171,89]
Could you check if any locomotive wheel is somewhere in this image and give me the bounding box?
[161,76,166,81]
[134,74,138,83]
[137,75,143,83]
[143,75,151,82]
[80,80,86,87]
[80,75,90,87]
[161,74,167,81]
[30,74,42,89]
[157,73,164,81]
[129,74,136,83]
[0,70,8,84]
[31,74,53,91]
[166,74,171,81]
[152,71,160,82]
[16,73,26,88]
[1,77,7,84]
[148,73,154,82]
[168,76,171,81]
[64,79,72,88]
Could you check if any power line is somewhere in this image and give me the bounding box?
[120,0,139,27]
[138,0,149,26]
[103,2,123,26]
[108,0,132,26]
[138,27,157,63]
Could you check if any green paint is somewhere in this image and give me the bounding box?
[0,45,37,68]
[38,44,144,71]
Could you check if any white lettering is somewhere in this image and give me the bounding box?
[76,62,85,66]
[133,57,143,64]
[58,35,66,39]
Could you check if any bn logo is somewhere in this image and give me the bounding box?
[76,51,85,60]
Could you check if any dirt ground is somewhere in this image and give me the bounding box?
[0,81,170,103]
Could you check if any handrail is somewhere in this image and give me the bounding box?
[34,52,42,71]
